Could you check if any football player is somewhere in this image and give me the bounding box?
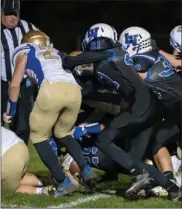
[119,26,182,199]
[1,126,54,195]
[62,24,181,200]
[3,30,97,197]
[119,26,182,131]
[159,25,182,71]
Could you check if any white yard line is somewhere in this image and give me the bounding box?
[1,203,29,208]
[1,190,116,208]
[47,193,112,208]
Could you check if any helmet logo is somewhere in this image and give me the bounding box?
[125,33,139,47]
[87,27,99,42]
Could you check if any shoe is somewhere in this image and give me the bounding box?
[168,186,182,201]
[53,177,78,197]
[41,185,56,195]
[147,186,168,197]
[81,165,98,184]
[125,171,153,200]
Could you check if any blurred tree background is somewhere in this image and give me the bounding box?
[20,0,181,53]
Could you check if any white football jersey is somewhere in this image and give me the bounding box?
[1,127,23,157]
[12,43,79,88]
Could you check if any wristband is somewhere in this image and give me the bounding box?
[6,100,17,117]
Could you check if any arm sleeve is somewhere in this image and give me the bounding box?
[62,51,112,69]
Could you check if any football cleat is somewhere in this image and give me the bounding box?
[81,165,98,184]
[147,186,168,197]
[41,185,56,195]
[168,186,182,201]
[53,177,78,197]
[124,171,154,200]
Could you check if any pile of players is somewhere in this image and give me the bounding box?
[3,23,182,201]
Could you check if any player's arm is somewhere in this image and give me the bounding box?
[5,44,30,121]
[9,53,27,102]
[159,50,181,70]
[6,53,27,118]
[62,51,112,69]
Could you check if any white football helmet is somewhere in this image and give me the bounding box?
[119,26,152,57]
[170,25,182,52]
[82,23,118,51]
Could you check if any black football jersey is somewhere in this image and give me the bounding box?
[144,54,182,107]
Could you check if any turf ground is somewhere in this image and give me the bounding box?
[1,143,181,208]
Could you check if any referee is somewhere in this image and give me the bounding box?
[1,0,38,144]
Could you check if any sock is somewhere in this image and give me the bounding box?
[36,187,44,195]
[165,179,179,193]
[58,135,86,171]
[163,171,175,180]
[141,163,179,193]
[128,164,143,176]
[34,140,65,184]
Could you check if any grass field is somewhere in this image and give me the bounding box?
[1,143,181,208]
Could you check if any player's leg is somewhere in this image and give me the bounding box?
[83,146,123,181]
[128,124,159,164]
[53,82,97,185]
[20,173,43,186]
[29,82,70,192]
[152,120,180,180]
[1,142,29,192]
[16,173,54,195]
[95,109,153,176]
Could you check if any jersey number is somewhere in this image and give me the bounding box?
[157,55,174,77]
[43,47,59,60]
[83,147,99,167]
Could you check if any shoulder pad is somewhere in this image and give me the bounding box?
[12,43,32,67]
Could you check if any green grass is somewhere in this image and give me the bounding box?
[1,143,181,208]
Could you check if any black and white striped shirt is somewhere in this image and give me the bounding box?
[1,19,37,82]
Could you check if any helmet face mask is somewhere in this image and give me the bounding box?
[21,30,50,48]
[119,26,152,57]
[82,23,118,51]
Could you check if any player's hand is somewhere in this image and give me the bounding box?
[73,126,87,142]
[3,112,12,124]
